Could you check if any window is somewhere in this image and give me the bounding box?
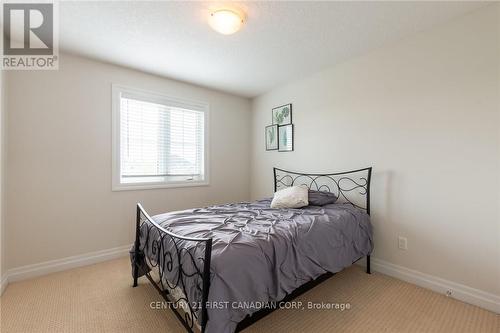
[112,85,208,190]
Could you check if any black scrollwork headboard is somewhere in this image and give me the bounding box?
[273,167,372,215]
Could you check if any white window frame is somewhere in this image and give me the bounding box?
[112,84,210,191]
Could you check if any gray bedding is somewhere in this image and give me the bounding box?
[134,198,373,333]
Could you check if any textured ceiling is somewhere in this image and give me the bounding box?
[60,1,487,97]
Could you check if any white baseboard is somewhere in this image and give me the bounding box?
[370,257,500,314]
[2,248,499,315]
[4,244,131,288]
[0,273,8,296]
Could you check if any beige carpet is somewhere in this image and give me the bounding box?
[0,258,498,333]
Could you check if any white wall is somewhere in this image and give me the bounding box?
[497,3,500,303]
[5,53,251,269]
[251,5,500,297]
[0,69,5,287]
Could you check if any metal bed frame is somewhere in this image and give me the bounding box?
[132,167,372,333]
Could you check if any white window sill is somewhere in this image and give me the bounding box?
[112,180,209,191]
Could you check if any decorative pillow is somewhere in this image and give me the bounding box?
[308,190,338,206]
[270,186,309,209]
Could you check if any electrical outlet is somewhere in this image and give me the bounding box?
[446,289,453,297]
[398,236,408,250]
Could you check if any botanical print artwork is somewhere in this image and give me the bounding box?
[266,103,293,152]
[266,125,278,150]
[278,124,293,152]
[272,104,292,125]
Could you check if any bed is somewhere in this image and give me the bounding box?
[130,167,373,333]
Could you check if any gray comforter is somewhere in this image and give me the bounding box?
[134,199,373,333]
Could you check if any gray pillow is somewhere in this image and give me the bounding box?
[308,190,338,206]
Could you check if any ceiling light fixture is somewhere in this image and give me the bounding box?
[209,9,244,35]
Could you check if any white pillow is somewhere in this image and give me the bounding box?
[270,186,309,209]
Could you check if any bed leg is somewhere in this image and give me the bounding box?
[133,269,138,287]
[200,238,213,333]
[366,255,371,274]
[133,204,141,287]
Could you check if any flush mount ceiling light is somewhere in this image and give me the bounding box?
[209,9,244,35]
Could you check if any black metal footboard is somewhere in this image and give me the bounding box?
[132,203,212,333]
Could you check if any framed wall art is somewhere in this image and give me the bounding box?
[265,125,278,150]
[272,104,292,125]
[278,124,293,152]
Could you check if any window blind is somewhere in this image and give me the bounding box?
[119,95,205,184]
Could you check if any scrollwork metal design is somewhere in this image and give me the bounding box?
[273,167,372,214]
[133,204,212,333]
